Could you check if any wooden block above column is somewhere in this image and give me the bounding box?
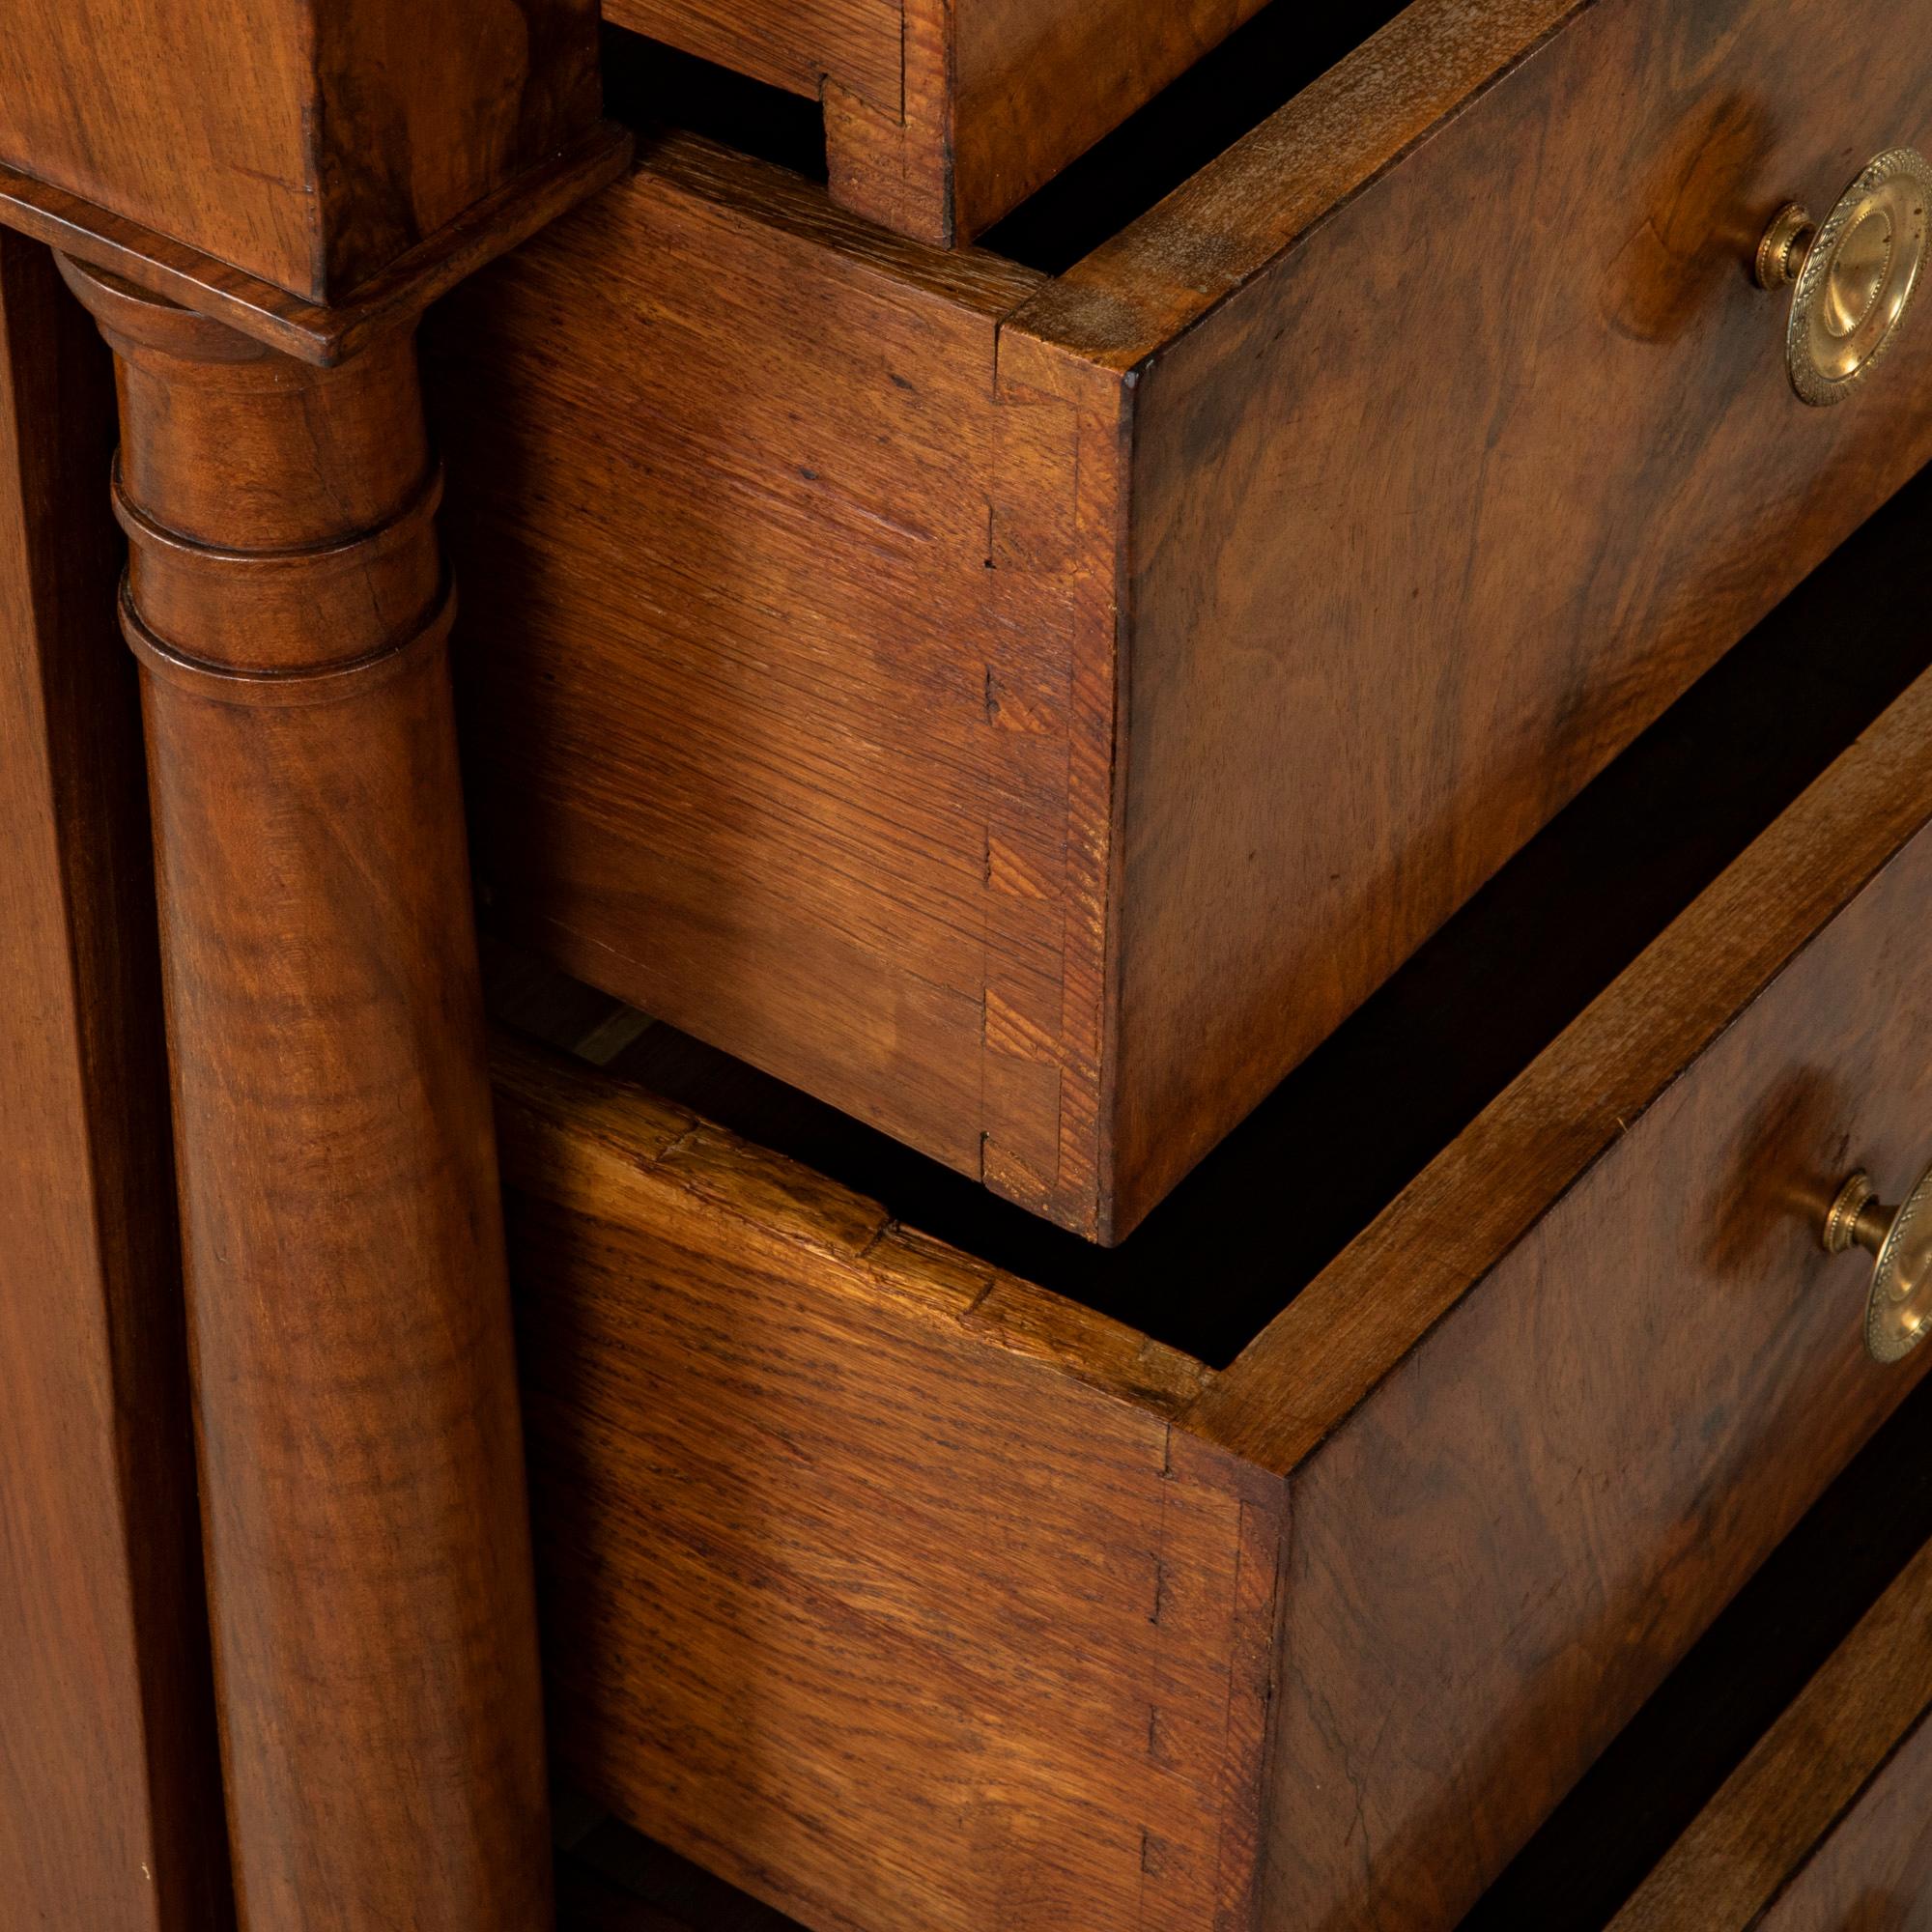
[0,0,604,302]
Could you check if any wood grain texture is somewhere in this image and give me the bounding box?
[1094,0,1932,1221]
[446,0,1932,1240]
[0,122,632,366]
[62,258,551,1930]
[489,589,1932,1930]
[1005,0,1582,365]
[606,0,900,108]
[601,0,1275,244]
[492,1036,1284,1932]
[1462,1378,1932,1931]
[0,0,602,299]
[1611,1537,1932,1931]
[946,0,1267,242]
[1751,1718,1932,1931]
[427,134,1125,1236]
[0,231,230,1932]
[1185,664,1932,1932]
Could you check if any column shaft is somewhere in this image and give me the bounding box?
[61,254,550,1932]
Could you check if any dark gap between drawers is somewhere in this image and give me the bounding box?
[980,0,1411,273]
[1458,1375,1932,1930]
[556,464,1932,1369]
[594,0,1409,275]
[598,26,827,183]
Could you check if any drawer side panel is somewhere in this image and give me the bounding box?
[427,139,1125,1236]
[493,1041,1284,1932]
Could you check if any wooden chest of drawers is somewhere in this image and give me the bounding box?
[432,0,1932,1242]
[487,482,1932,1932]
[9,3,1932,1926]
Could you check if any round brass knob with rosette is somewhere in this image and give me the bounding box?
[1824,1165,1932,1364]
[1755,149,1932,406]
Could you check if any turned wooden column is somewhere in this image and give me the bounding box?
[59,257,549,1929]
[0,6,624,1923]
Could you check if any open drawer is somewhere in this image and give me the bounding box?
[1466,1379,1932,1931]
[489,479,1932,1932]
[434,0,1932,1243]
[1607,1541,1932,1928]
[546,1386,1932,1927]
[596,0,1281,246]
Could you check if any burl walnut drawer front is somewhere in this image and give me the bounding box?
[437,0,1932,1246]
[494,604,1932,1932]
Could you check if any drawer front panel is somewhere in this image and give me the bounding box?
[1609,1528,1932,1931]
[1106,0,1932,1220]
[1268,809,1932,1930]
[453,0,1932,1243]
[1749,1714,1932,1930]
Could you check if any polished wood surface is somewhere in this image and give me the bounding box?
[0,12,640,1922]
[0,0,602,300]
[482,544,1932,1930]
[494,1033,1279,1932]
[63,257,551,1929]
[609,0,900,110]
[551,1421,1932,1932]
[603,0,1274,245]
[0,125,634,367]
[440,0,1932,1242]
[1029,0,1932,1225]
[553,490,1932,1375]
[1747,1719,1932,1929]
[1464,1379,1932,1928]
[1194,656,1932,1932]
[1611,1536,1932,1930]
[0,230,231,1932]
[5,10,1929,1930]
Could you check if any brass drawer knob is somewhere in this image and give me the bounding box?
[1755,149,1932,406]
[1824,1167,1932,1364]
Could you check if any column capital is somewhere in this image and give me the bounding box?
[0,0,629,363]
